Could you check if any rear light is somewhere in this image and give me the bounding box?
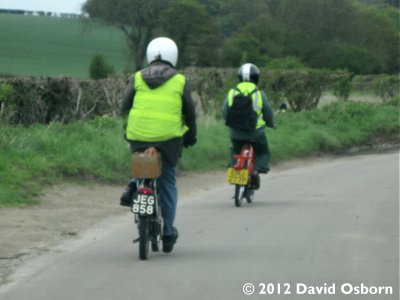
[138,187,153,195]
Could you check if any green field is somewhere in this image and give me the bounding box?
[0,14,129,78]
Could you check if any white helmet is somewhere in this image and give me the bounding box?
[238,63,260,84]
[146,37,178,67]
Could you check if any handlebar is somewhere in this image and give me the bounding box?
[272,102,289,129]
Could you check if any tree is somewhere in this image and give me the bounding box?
[276,0,357,60]
[218,0,270,36]
[83,0,170,70]
[274,0,399,73]
[353,5,400,73]
[222,13,286,67]
[223,33,267,66]
[89,53,115,79]
[81,0,399,73]
[360,0,400,8]
[159,0,223,66]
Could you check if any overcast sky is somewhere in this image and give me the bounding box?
[0,0,85,14]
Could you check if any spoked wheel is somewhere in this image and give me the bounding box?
[139,218,150,260]
[234,185,245,207]
[151,203,162,252]
[151,221,161,252]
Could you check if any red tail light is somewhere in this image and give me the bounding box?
[138,187,154,195]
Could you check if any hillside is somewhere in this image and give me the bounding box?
[0,14,129,78]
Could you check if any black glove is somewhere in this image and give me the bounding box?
[279,102,289,111]
[183,134,197,148]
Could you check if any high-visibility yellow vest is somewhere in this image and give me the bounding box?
[126,72,188,141]
[227,82,265,128]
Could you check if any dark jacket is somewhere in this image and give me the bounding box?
[121,62,197,166]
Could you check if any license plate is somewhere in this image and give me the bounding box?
[131,193,155,216]
[227,168,248,185]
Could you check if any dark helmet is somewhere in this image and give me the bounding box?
[238,63,260,85]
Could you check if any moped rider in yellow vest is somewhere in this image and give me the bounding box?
[222,63,275,189]
[120,37,197,253]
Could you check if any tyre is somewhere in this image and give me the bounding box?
[151,204,162,252]
[234,185,245,207]
[139,218,150,260]
[151,221,161,252]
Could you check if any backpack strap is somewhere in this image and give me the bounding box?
[233,87,258,96]
[233,87,261,112]
[249,87,258,96]
[252,89,262,112]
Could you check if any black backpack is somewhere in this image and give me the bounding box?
[225,87,259,131]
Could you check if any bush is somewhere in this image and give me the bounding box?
[263,69,352,111]
[0,82,13,124]
[384,96,400,107]
[332,72,354,101]
[372,75,400,101]
[0,76,127,125]
[89,53,115,80]
[310,43,384,74]
[267,56,306,70]
[0,83,12,100]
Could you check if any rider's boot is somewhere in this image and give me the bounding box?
[162,227,179,253]
[250,171,260,190]
[120,180,137,207]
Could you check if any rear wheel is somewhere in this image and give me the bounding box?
[151,221,161,252]
[139,218,150,260]
[151,201,162,252]
[234,185,245,207]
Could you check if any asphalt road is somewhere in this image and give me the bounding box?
[1,152,398,300]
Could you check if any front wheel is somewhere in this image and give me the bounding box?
[234,185,245,207]
[138,218,150,260]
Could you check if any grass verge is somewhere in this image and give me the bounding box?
[0,100,398,207]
